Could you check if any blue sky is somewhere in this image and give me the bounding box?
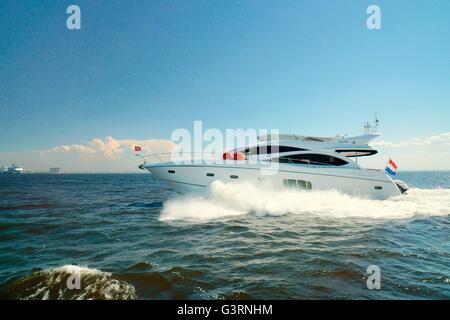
[1,0,449,171]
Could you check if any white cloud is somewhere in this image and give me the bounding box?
[52,144,96,154]
[372,132,450,148]
[51,136,175,160]
[360,132,450,171]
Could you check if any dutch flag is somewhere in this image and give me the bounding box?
[385,159,398,176]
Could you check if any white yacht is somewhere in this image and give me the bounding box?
[2,164,24,174]
[139,127,409,200]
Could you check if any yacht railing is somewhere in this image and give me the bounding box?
[136,152,223,163]
[272,158,346,166]
[277,158,327,166]
[137,153,347,167]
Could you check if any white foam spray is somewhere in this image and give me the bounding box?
[10,265,136,300]
[160,181,450,222]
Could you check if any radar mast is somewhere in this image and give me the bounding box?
[363,113,379,134]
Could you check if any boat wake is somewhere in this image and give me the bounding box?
[160,181,450,222]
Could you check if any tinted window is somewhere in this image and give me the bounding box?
[283,179,312,190]
[277,154,347,166]
[245,145,306,155]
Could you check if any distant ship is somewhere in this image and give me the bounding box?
[2,164,24,174]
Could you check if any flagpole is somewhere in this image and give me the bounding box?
[135,154,146,162]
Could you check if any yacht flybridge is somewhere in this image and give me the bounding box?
[139,127,409,200]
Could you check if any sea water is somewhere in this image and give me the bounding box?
[0,172,449,299]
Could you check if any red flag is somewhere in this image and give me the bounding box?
[388,159,398,170]
[134,146,142,152]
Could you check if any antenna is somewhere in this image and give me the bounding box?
[363,113,380,134]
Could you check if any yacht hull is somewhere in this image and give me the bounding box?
[144,161,402,199]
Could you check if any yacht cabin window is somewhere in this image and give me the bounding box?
[283,179,312,190]
[244,145,306,155]
[276,153,348,166]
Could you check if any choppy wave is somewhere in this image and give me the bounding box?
[1,263,231,300]
[2,265,136,300]
[160,181,450,221]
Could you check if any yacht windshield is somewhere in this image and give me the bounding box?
[245,145,306,155]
